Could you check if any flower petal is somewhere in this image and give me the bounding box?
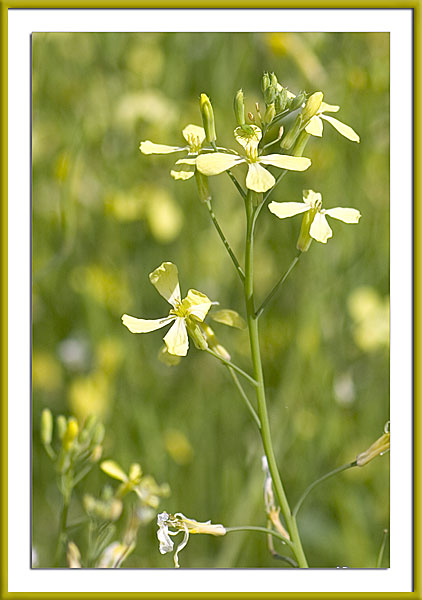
[234,125,262,151]
[149,262,181,307]
[320,115,360,142]
[122,314,175,333]
[259,154,311,171]
[184,289,212,322]
[100,460,128,482]
[182,124,206,146]
[170,158,196,180]
[309,212,333,243]
[246,162,275,193]
[157,514,174,555]
[139,140,186,155]
[319,102,340,113]
[164,318,189,356]
[268,201,310,219]
[211,309,246,329]
[173,526,189,568]
[196,152,243,176]
[305,115,323,137]
[324,207,361,223]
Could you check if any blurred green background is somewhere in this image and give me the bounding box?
[32,32,389,569]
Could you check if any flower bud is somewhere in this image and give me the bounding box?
[41,408,53,447]
[264,103,276,125]
[356,427,390,467]
[187,321,208,351]
[301,91,323,123]
[261,72,271,94]
[275,87,288,112]
[63,417,79,451]
[293,131,311,157]
[288,90,306,111]
[57,415,67,440]
[195,171,211,203]
[280,116,301,150]
[200,93,216,143]
[296,209,315,252]
[234,89,245,126]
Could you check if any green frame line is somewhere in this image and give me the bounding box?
[0,2,420,598]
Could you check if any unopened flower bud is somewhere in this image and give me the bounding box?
[275,87,288,112]
[63,417,79,451]
[187,321,208,351]
[200,93,216,143]
[288,90,306,111]
[280,116,301,150]
[92,423,105,445]
[301,91,323,123]
[261,72,271,94]
[293,131,311,157]
[57,415,67,440]
[41,408,53,447]
[264,103,276,125]
[296,209,315,252]
[234,89,245,126]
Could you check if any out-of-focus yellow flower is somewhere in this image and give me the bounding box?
[32,351,62,392]
[356,422,390,466]
[164,428,193,465]
[122,262,212,357]
[69,372,110,421]
[196,125,311,193]
[348,287,389,352]
[157,511,226,568]
[269,189,361,250]
[140,124,206,180]
[100,460,170,506]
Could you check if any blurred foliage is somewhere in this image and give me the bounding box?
[32,32,389,568]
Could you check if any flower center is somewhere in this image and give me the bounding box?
[186,134,202,154]
[170,299,189,319]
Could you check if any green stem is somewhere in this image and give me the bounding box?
[243,191,308,568]
[225,526,292,548]
[55,495,70,566]
[293,461,357,518]
[376,529,389,568]
[256,251,302,318]
[205,347,258,387]
[226,366,261,428]
[205,199,245,282]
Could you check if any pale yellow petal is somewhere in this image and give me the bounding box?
[182,124,206,146]
[305,115,323,137]
[259,154,311,171]
[309,212,333,243]
[196,152,243,176]
[245,162,275,193]
[320,115,360,142]
[170,159,196,180]
[100,460,128,482]
[234,125,262,151]
[268,201,310,219]
[303,189,322,208]
[122,314,175,333]
[319,102,340,113]
[164,317,189,356]
[211,309,246,329]
[324,207,361,223]
[149,262,181,307]
[184,289,212,322]
[139,141,185,155]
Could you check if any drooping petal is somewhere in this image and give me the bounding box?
[309,212,333,243]
[139,140,186,155]
[184,289,212,322]
[324,207,361,223]
[305,115,324,137]
[268,201,310,219]
[173,525,189,568]
[149,262,181,307]
[320,115,360,142]
[122,314,175,333]
[319,102,340,113]
[100,460,128,482]
[246,162,275,193]
[157,513,174,555]
[196,152,243,176]
[170,158,196,180]
[234,125,262,152]
[164,317,189,356]
[259,154,311,171]
[211,309,246,329]
[182,124,206,146]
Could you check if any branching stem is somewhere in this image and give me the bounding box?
[226,366,261,428]
[205,348,258,388]
[256,251,302,318]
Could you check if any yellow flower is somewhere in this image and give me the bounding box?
[196,125,311,193]
[356,422,390,467]
[122,262,212,356]
[157,511,226,568]
[100,460,169,505]
[304,98,360,142]
[268,189,361,248]
[139,124,206,180]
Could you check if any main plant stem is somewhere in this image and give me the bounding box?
[244,191,308,568]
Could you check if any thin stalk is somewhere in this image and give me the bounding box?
[54,495,70,566]
[256,251,302,318]
[293,461,357,518]
[205,199,245,282]
[243,191,308,568]
[205,347,258,388]
[376,529,389,568]
[226,366,261,428]
[225,526,292,548]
